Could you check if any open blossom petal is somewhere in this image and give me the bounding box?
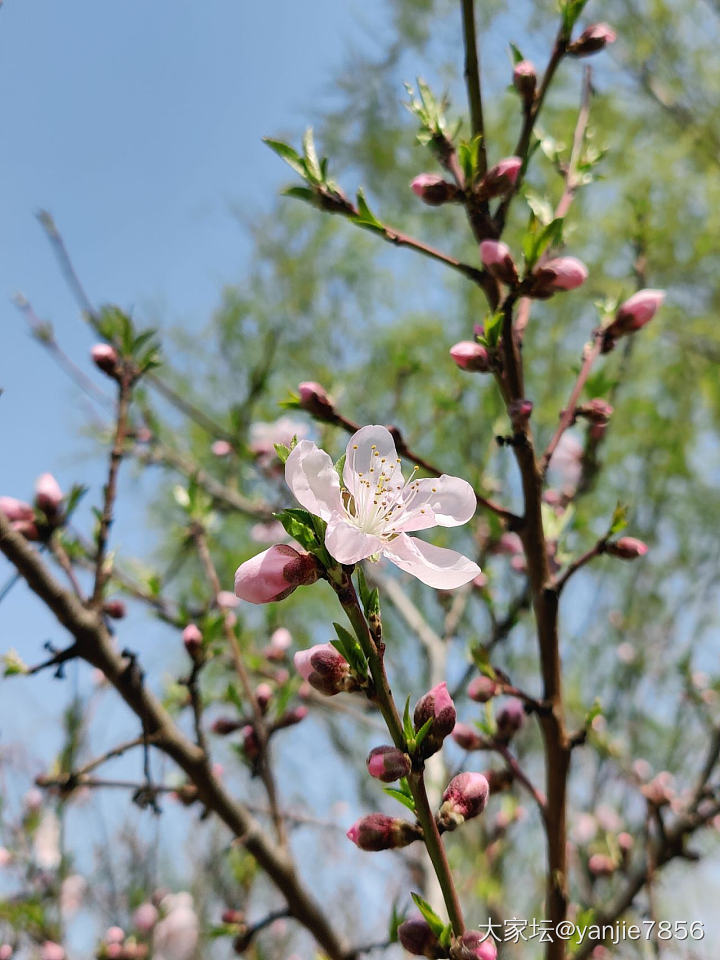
[394,475,477,532]
[285,440,344,521]
[383,534,480,588]
[343,424,403,500]
[325,516,385,564]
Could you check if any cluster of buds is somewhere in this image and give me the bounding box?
[601,289,665,352]
[449,341,490,373]
[606,537,648,561]
[529,257,588,297]
[410,174,461,206]
[97,925,149,959]
[568,23,617,57]
[437,772,490,830]
[477,156,522,200]
[234,544,321,604]
[294,643,358,696]
[413,681,457,757]
[366,745,411,782]
[346,813,422,851]
[0,472,65,541]
[297,380,334,419]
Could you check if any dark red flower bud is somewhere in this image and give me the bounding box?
[345,813,421,851]
[438,772,490,830]
[34,473,63,519]
[297,381,334,419]
[454,930,498,960]
[569,23,617,57]
[478,157,522,199]
[397,916,444,958]
[182,623,203,661]
[451,722,485,751]
[410,173,460,206]
[366,746,411,783]
[103,599,126,620]
[91,343,120,378]
[294,643,352,696]
[241,725,260,761]
[211,717,243,736]
[496,698,525,741]
[480,240,519,286]
[221,909,245,925]
[513,60,537,102]
[414,681,456,757]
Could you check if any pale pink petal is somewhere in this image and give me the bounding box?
[383,534,480,589]
[325,516,384,564]
[285,440,344,521]
[397,475,477,532]
[343,425,402,499]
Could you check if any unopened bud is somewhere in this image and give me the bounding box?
[569,23,617,57]
[297,381,334,418]
[40,944,65,960]
[273,705,308,730]
[451,722,485,751]
[34,473,63,517]
[240,725,260,761]
[345,813,421,851]
[132,903,158,932]
[0,497,39,540]
[91,343,120,378]
[577,398,613,425]
[478,156,522,199]
[454,930,498,960]
[480,240,519,285]
[588,852,616,877]
[509,398,533,425]
[449,341,490,373]
[468,676,498,703]
[366,745,411,783]
[211,440,232,457]
[603,289,664,350]
[221,908,245,925]
[618,831,634,852]
[607,537,648,560]
[211,717,242,736]
[293,643,351,696]
[0,947,12,960]
[103,599,126,620]
[410,173,459,206]
[496,698,525,741]
[397,916,444,958]
[234,544,321,604]
[438,772,490,830]
[254,683,273,711]
[414,681,456,756]
[530,257,588,296]
[513,60,537,102]
[182,623,203,659]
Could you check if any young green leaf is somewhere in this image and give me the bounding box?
[409,893,446,939]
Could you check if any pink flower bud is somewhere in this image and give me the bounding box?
[588,853,616,877]
[578,398,613,425]
[495,532,523,556]
[0,497,39,540]
[293,643,350,696]
[449,341,490,373]
[531,257,588,295]
[478,156,522,198]
[222,908,245,925]
[480,240,519,285]
[451,722,484,751]
[34,473,63,516]
[234,545,320,604]
[513,60,537,101]
[397,916,443,958]
[413,681,456,756]
[103,599,126,619]
[40,944,65,960]
[439,771,490,829]
[132,902,158,932]
[91,343,120,377]
[496,698,525,740]
[454,931,498,960]
[569,23,617,57]
[345,813,420,851]
[604,290,665,346]
[607,537,648,560]
[106,927,124,944]
[468,676,498,703]
[270,626,292,650]
[366,746,411,783]
[274,705,308,730]
[297,381,333,417]
[255,683,273,711]
[0,945,12,960]
[617,831,634,852]
[410,173,459,206]
[211,440,232,457]
[182,623,203,657]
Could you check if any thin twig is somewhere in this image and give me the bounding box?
[460,0,487,173]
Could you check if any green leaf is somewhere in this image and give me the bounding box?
[263,138,307,178]
[484,310,504,349]
[388,901,406,943]
[334,452,346,483]
[410,893,446,939]
[332,622,367,676]
[509,42,525,64]
[608,502,629,535]
[402,696,415,742]
[274,443,291,464]
[383,787,417,813]
[282,185,319,206]
[353,189,384,232]
[3,649,29,676]
[302,127,322,181]
[274,508,321,553]
[524,189,554,227]
[413,716,434,751]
